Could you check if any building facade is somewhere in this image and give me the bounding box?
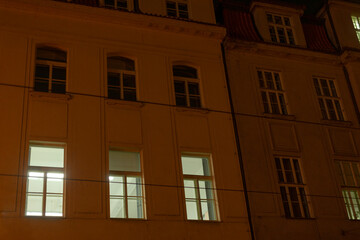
[222,0,360,239]
[0,0,252,239]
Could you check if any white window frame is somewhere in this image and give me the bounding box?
[181,154,218,221]
[25,144,66,217]
[34,48,67,94]
[275,157,311,219]
[107,56,137,101]
[351,16,360,43]
[336,161,360,220]
[108,149,145,219]
[166,0,189,19]
[102,0,132,11]
[313,77,345,121]
[266,13,296,45]
[257,69,288,115]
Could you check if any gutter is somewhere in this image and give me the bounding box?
[221,39,256,240]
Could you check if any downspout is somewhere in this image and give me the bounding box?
[326,2,360,124]
[221,40,256,240]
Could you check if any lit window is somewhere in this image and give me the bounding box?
[34,47,67,94]
[104,0,129,10]
[166,1,189,19]
[25,145,65,217]
[257,70,288,115]
[181,155,217,221]
[173,65,201,108]
[266,13,295,45]
[109,150,144,219]
[313,77,345,121]
[107,56,136,101]
[335,161,360,220]
[351,16,360,43]
[275,157,311,218]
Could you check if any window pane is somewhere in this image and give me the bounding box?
[352,163,360,187]
[176,94,187,106]
[51,81,66,94]
[27,172,44,193]
[123,89,137,101]
[186,200,199,220]
[299,188,310,218]
[189,96,201,108]
[261,91,269,113]
[269,93,280,114]
[282,158,294,183]
[108,57,135,71]
[318,99,328,119]
[108,72,121,86]
[178,3,188,11]
[29,146,64,168]
[117,0,128,9]
[109,150,141,172]
[199,180,213,200]
[188,82,200,95]
[320,79,330,96]
[52,67,66,80]
[269,26,277,42]
[278,94,287,115]
[280,187,291,218]
[334,100,344,121]
[274,73,282,90]
[34,79,49,92]
[336,162,345,185]
[26,194,43,216]
[179,11,189,19]
[184,180,196,199]
[35,65,50,78]
[45,195,63,217]
[293,159,303,184]
[326,99,337,120]
[110,197,125,218]
[264,72,274,89]
[343,162,355,186]
[127,176,142,197]
[329,80,337,97]
[105,0,115,7]
[284,17,291,26]
[46,173,64,194]
[109,176,124,196]
[37,47,66,62]
[266,14,273,23]
[275,158,284,182]
[277,27,286,43]
[257,71,264,88]
[167,9,177,17]
[182,156,210,176]
[108,87,121,99]
[173,65,197,78]
[274,15,282,24]
[174,81,186,93]
[123,74,136,88]
[127,197,143,218]
[201,200,216,220]
[313,78,322,96]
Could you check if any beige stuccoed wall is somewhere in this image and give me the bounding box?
[0,0,251,239]
[225,40,360,240]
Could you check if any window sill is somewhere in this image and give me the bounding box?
[186,219,221,223]
[263,113,296,121]
[108,217,147,221]
[106,99,145,109]
[320,119,352,127]
[175,106,209,114]
[30,91,72,101]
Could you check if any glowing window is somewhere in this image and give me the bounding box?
[335,161,360,220]
[25,145,65,217]
[181,155,218,221]
[109,150,144,219]
[351,16,360,43]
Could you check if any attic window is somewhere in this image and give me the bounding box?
[267,13,295,45]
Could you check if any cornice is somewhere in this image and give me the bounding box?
[341,50,360,64]
[224,39,341,65]
[0,0,226,40]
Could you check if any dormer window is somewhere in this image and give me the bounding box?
[351,16,360,43]
[104,0,129,11]
[267,13,295,45]
[166,1,189,19]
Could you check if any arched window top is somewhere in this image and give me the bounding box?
[173,65,197,79]
[107,56,135,71]
[36,47,67,63]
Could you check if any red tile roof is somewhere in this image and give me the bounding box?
[223,8,262,42]
[302,21,337,53]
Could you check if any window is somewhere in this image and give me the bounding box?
[181,155,217,221]
[108,150,144,219]
[34,47,67,94]
[335,161,360,220]
[25,145,65,217]
[104,0,129,10]
[313,77,344,121]
[351,16,360,43]
[257,70,288,115]
[173,65,201,108]
[275,157,311,218]
[107,56,136,101]
[166,1,189,19]
[266,13,295,45]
